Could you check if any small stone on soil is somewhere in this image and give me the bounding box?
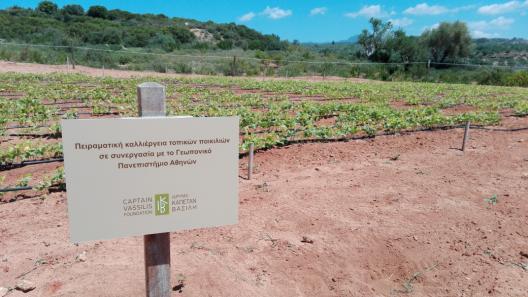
[76,251,87,262]
[301,236,314,244]
[0,287,9,297]
[172,276,185,294]
[15,280,35,293]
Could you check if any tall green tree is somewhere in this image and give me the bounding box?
[388,30,425,63]
[62,4,84,16]
[358,18,424,63]
[358,18,393,62]
[421,21,472,64]
[37,1,58,15]
[87,5,108,19]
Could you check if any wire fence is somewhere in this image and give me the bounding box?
[2,41,528,79]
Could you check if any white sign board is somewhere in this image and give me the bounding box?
[62,117,239,242]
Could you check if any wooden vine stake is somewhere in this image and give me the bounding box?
[137,82,171,297]
[248,143,254,180]
[461,121,470,152]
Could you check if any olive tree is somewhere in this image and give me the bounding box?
[421,21,472,64]
[358,18,393,62]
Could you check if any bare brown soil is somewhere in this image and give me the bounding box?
[0,61,371,83]
[1,116,527,297]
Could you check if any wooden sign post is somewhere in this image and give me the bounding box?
[61,83,238,297]
[137,82,171,297]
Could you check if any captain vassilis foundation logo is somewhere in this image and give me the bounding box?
[123,193,198,217]
[154,194,170,216]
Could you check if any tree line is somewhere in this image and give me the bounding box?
[0,2,526,86]
[357,18,472,66]
[0,1,288,51]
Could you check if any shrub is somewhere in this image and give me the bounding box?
[148,34,176,52]
[37,1,58,15]
[504,71,528,87]
[62,4,84,16]
[87,6,108,19]
[150,61,167,73]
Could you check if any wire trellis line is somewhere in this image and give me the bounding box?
[2,41,528,70]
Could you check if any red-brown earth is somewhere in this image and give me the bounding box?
[1,116,527,297]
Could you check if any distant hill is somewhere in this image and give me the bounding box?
[1,3,527,75]
[340,35,359,44]
[0,3,289,52]
[302,35,359,46]
[474,38,528,66]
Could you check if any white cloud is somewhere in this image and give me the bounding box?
[389,17,414,27]
[469,17,514,31]
[469,21,489,31]
[261,6,292,19]
[490,16,515,26]
[345,5,389,18]
[239,12,256,22]
[472,30,500,38]
[478,1,528,15]
[451,5,477,13]
[422,23,440,32]
[404,3,449,15]
[310,7,327,16]
[468,16,514,38]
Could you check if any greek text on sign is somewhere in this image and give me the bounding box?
[62,117,239,242]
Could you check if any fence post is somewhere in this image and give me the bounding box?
[69,43,76,70]
[248,143,254,180]
[137,82,171,297]
[461,121,470,152]
[232,56,237,76]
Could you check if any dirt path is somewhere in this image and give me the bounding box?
[0,61,371,82]
[1,117,527,296]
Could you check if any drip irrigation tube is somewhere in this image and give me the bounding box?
[471,126,528,132]
[0,158,64,171]
[1,123,527,195]
[0,186,32,193]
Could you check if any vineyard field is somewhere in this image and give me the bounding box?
[0,68,527,296]
[1,72,527,195]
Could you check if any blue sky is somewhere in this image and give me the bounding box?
[2,1,528,42]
